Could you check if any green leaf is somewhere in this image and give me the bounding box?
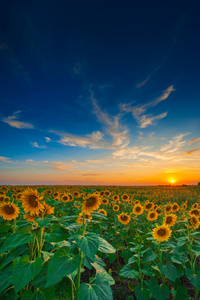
[77,275,113,300]
[55,277,72,300]
[142,249,157,263]
[185,268,200,291]
[91,262,115,285]
[77,283,98,300]
[92,212,108,220]
[119,264,139,279]
[98,237,116,254]
[74,233,99,260]
[171,254,188,265]
[158,262,178,281]
[46,247,80,287]
[134,286,149,300]
[0,250,19,270]
[44,227,69,243]
[128,256,137,264]
[35,215,52,227]
[13,255,42,293]
[21,290,34,300]
[173,286,189,300]
[150,278,170,300]
[0,233,34,253]
[0,263,13,295]
[32,262,48,288]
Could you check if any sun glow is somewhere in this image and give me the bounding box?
[169,179,176,184]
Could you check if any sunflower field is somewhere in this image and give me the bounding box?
[0,185,200,300]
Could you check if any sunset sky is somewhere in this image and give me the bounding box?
[0,1,200,185]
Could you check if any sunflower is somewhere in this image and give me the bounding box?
[192,203,199,209]
[101,198,109,205]
[152,225,172,242]
[171,203,179,212]
[16,193,22,200]
[128,200,133,204]
[104,190,111,197]
[74,191,80,198]
[82,194,100,213]
[144,202,154,211]
[135,200,140,204]
[156,208,163,215]
[61,194,70,203]
[118,213,131,225]
[100,191,104,196]
[163,213,177,227]
[112,195,119,202]
[189,215,200,229]
[0,202,20,220]
[122,194,129,201]
[98,209,107,216]
[189,209,200,218]
[53,191,59,198]
[113,205,119,211]
[68,193,74,201]
[182,203,187,210]
[44,203,54,216]
[0,195,5,202]
[24,213,37,224]
[77,212,92,224]
[147,211,158,221]
[21,189,44,215]
[165,205,172,214]
[132,204,144,215]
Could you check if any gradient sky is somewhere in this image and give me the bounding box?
[0,1,200,185]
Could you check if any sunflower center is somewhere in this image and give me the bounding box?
[121,215,128,221]
[123,195,128,200]
[166,206,171,211]
[4,205,15,214]
[191,209,199,216]
[166,217,172,223]
[150,213,155,218]
[157,228,166,236]
[28,195,39,207]
[86,197,96,206]
[191,217,197,224]
[136,206,141,212]
[63,196,68,201]
[146,204,152,209]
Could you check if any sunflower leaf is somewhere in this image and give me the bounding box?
[0,232,35,253]
[13,255,42,293]
[74,233,99,260]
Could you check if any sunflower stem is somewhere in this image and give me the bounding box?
[38,227,44,257]
[13,218,16,233]
[75,212,86,300]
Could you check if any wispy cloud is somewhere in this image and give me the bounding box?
[2,111,34,129]
[0,156,13,164]
[56,131,108,149]
[90,90,130,147]
[180,149,200,156]
[45,137,51,142]
[86,159,105,164]
[113,133,192,161]
[82,173,100,176]
[31,142,46,149]
[120,86,175,128]
[189,138,200,144]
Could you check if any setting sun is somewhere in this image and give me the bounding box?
[169,179,176,184]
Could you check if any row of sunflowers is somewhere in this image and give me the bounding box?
[0,185,200,299]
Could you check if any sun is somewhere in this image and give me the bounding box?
[169,178,176,184]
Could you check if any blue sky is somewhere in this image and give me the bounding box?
[0,0,200,185]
